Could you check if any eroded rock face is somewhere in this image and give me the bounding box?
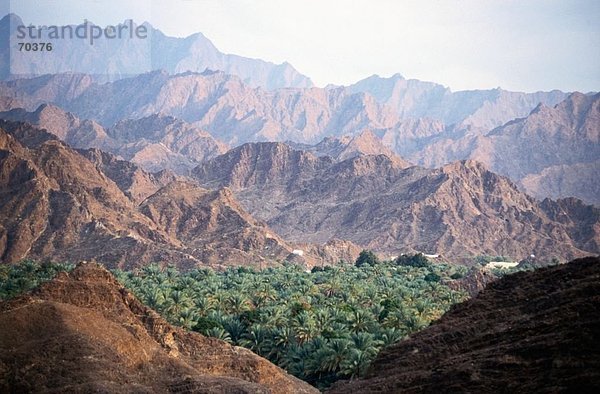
[193,142,599,262]
[329,257,600,393]
[0,105,228,175]
[0,122,291,269]
[408,93,600,206]
[0,263,318,393]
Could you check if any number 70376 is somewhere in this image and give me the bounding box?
[17,42,53,51]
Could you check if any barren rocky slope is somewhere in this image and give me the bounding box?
[139,180,294,269]
[79,147,180,205]
[329,256,600,393]
[290,129,411,168]
[407,93,600,205]
[0,105,228,174]
[0,262,318,393]
[0,121,295,268]
[193,142,599,262]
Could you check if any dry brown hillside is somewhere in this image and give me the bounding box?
[329,256,600,393]
[0,262,318,393]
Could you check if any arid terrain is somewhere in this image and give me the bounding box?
[0,8,599,393]
[0,262,317,393]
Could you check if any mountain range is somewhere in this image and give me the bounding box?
[1,119,598,266]
[0,121,299,268]
[0,14,313,90]
[0,65,596,204]
[347,73,568,130]
[0,12,598,266]
[193,141,598,261]
[0,104,228,174]
[403,92,600,205]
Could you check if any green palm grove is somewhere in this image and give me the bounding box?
[1,255,470,389]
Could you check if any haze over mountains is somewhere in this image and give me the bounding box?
[0,104,228,174]
[0,68,597,204]
[0,12,598,268]
[0,14,313,90]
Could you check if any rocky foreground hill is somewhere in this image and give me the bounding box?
[329,256,600,393]
[0,262,317,393]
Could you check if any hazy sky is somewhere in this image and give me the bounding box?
[4,0,599,92]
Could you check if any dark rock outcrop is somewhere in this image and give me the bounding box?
[329,257,600,393]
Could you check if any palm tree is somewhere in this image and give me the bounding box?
[293,312,317,344]
[205,327,232,343]
[377,327,404,346]
[164,290,193,317]
[351,332,382,358]
[143,286,167,311]
[318,338,352,373]
[222,317,246,344]
[240,324,273,356]
[314,309,334,334]
[176,308,199,330]
[340,348,371,378]
[348,309,373,333]
[227,293,250,314]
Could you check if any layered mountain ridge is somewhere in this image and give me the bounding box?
[1,114,598,266]
[409,92,600,205]
[348,73,568,130]
[0,13,313,90]
[193,141,599,261]
[0,69,594,205]
[0,104,228,174]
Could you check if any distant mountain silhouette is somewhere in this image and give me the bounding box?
[0,13,313,90]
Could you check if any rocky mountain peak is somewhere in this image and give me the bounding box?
[193,141,326,189]
[0,13,23,29]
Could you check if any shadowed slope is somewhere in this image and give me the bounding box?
[329,257,600,393]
